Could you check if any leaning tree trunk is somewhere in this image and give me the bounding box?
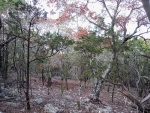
[92,63,112,102]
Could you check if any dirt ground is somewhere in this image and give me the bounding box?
[0,77,138,113]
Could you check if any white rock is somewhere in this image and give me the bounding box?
[44,103,59,113]
[20,109,25,112]
[98,106,114,113]
[65,95,72,100]
[31,98,44,105]
[6,102,20,107]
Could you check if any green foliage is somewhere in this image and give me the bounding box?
[74,34,103,56]
[36,32,74,52]
[0,0,25,10]
[126,38,150,52]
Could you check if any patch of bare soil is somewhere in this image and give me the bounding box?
[0,77,137,113]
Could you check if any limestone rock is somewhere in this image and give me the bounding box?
[98,106,114,113]
[6,102,20,107]
[31,98,44,105]
[44,103,59,113]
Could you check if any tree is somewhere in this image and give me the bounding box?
[74,33,108,101]
[0,0,25,89]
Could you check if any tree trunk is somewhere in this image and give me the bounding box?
[25,22,31,110]
[65,78,68,90]
[25,92,30,110]
[141,0,150,22]
[92,77,103,102]
[47,76,52,95]
[1,46,8,88]
[92,63,112,102]
[4,38,9,88]
[0,83,2,93]
[0,47,1,92]
[42,68,45,85]
[111,84,115,102]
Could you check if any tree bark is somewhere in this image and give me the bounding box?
[42,68,45,85]
[47,76,52,95]
[92,77,103,102]
[142,0,150,22]
[25,21,31,110]
[26,35,30,110]
[92,63,112,102]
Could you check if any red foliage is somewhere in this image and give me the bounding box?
[116,16,130,32]
[54,11,71,25]
[79,4,89,15]
[73,27,88,39]
[88,11,99,21]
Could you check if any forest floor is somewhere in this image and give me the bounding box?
[0,76,139,113]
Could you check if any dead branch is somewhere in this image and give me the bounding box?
[119,85,150,113]
[141,94,150,104]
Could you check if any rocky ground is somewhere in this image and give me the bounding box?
[0,77,138,113]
